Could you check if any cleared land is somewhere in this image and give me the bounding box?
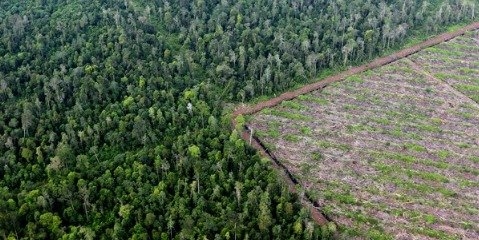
[248,31,479,239]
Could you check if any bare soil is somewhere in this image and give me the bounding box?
[237,23,479,239]
[232,22,479,122]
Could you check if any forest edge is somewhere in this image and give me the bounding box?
[231,21,479,226]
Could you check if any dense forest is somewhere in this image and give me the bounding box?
[0,0,476,239]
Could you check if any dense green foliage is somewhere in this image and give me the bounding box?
[0,0,476,239]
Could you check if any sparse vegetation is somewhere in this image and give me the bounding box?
[249,31,479,239]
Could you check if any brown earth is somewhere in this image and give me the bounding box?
[232,22,479,122]
[231,22,479,227]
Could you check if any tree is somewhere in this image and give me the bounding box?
[364,29,375,59]
[21,102,34,137]
[0,0,474,238]
[119,204,133,223]
[342,38,357,65]
[306,54,318,76]
[78,179,91,220]
[21,148,34,162]
[258,192,272,232]
[39,212,62,236]
[188,145,201,194]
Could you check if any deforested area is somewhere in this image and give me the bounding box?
[249,31,479,239]
[0,0,477,239]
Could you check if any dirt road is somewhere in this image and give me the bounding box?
[232,22,479,121]
[231,22,479,226]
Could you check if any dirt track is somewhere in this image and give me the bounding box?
[231,22,479,226]
[232,22,479,121]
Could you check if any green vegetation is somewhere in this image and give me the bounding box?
[281,100,306,110]
[0,0,478,239]
[284,134,300,143]
[317,141,352,152]
[249,33,479,239]
[269,109,313,121]
[300,126,313,136]
[298,94,329,105]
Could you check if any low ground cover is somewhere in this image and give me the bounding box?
[249,31,479,239]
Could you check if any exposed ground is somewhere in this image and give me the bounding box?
[247,30,479,239]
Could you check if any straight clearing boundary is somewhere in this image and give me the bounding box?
[231,22,479,226]
[233,22,479,120]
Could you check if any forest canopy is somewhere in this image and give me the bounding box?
[0,0,476,239]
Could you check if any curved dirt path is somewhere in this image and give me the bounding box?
[231,22,479,226]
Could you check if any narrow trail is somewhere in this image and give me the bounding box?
[231,22,479,226]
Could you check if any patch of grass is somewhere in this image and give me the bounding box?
[425,87,435,94]
[263,121,281,138]
[458,67,479,75]
[311,152,323,161]
[413,228,458,240]
[346,123,376,133]
[456,84,479,92]
[349,211,379,225]
[461,221,474,230]
[459,166,479,176]
[438,188,457,198]
[284,134,300,142]
[385,110,401,118]
[424,46,463,58]
[317,141,352,152]
[300,162,313,175]
[343,104,358,110]
[469,156,479,163]
[390,208,406,218]
[266,128,280,138]
[373,162,395,174]
[354,92,369,101]
[437,150,451,160]
[434,72,467,81]
[471,95,479,103]
[371,117,390,125]
[403,143,427,152]
[260,108,272,114]
[345,75,365,84]
[269,109,312,121]
[373,151,416,164]
[457,142,470,149]
[422,158,449,169]
[458,180,478,188]
[297,94,329,105]
[377,151,453,171]
[254,129,267,138]
[260,141,277,151]
[402,110,429,122]
[400,181,435,195]
[299,126,312,135]
[430,117,442,126]
[337,225,364,239]
[281,100,305,110]
[433,72,450,81]
[413,170,450,183]
[464,205,479,215]
[459,111,474,120]
[324,190,357,205]
[388,127,405,138]
[416,123,441,133]
[393,193,415,203]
